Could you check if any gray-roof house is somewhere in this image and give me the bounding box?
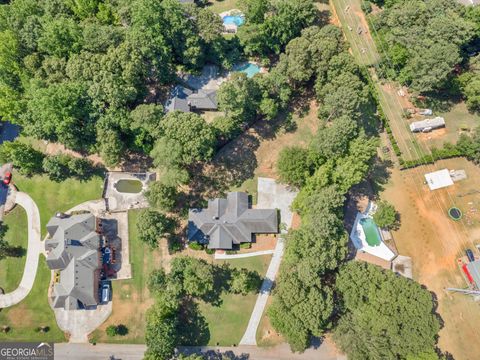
[45,213,101,310]
[188,89,218,110]
[165,86,193,113]
[188,192,278,249]
[165,86,218,113]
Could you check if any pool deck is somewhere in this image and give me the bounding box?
[350,212,396,261]
[104,171,155,211]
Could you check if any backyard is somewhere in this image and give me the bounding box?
[381,158,480,359]
[207,0,239,14]
[0,172,103,342]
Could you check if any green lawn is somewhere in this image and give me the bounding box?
[89,209,160,344]
[0,172,104,342]
[207,0,239,14]
[197,255,271,346]
[0,207,28,293]
[13,172,104,231]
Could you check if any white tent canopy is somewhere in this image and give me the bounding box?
[424,169,454,191]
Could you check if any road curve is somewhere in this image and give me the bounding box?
[0,191,41,308]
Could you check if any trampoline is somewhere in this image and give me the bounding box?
[448,207,462,221]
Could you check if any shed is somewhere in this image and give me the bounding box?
[410,117,445,132]
[466,260,480,289]
[424,169,454,191]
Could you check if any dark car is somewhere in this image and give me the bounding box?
[466,249,475,263]
[3,171,12,185]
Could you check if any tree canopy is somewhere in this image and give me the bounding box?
[334,262,440,360]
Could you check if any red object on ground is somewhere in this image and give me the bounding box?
[462,264,474,284]
[3,171,12,185]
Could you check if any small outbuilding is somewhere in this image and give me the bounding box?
[424,169,454,191]
[410,117,445,133]
[466,260,480,289]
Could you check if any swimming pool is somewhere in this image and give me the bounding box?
[223,15,245,27]
[233,62,261,78]
[360,217,381,247]
[114,179,143,194]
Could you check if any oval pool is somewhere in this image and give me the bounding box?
[223,15,245,27]
[114,179,143,194]
[233,62,261,78]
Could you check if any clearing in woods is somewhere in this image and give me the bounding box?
[381,158,480,359]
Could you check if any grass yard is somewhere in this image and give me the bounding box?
[0,172,104,342]
[89,209,160,344]
[207,0,239,14]
[197,255,271,346]
[0,207,28,293]
[380,158,480,359]
[0,258,65,342]
[13,172,104,231]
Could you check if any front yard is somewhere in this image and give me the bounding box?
[0,172,103,342]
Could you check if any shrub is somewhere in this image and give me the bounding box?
[205,248,215,255]
[116,324,128,336]
[106,325,117,337]
[188,242,204,251]
[240,242,251,249]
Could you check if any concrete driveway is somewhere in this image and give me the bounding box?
[0,192,41,308]
[240,178,298,346]
[54,302,112,343]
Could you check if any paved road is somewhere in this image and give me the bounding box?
[0,192,41,308]
[214,249,274,260]
[55,342,346,360]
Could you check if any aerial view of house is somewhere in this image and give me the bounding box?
[1,0,480,359]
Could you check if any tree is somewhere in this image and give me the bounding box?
[169,257,215,299]
[277,146,316,187]
[42,155,71,182]
[37,17,83,57]
[334,262,440,359]
[229,268,261,295]
[240,0,269,24]
[373,200,399,230]
[269,270,334,352]
[144,301,179,360]
[0,141,44,176]
[136,210,173,248]
[310,116,358,160]
[130,104,164,152]
[195,8,224,43]
[106,325,117,337]
[217,72,261,124]
[145,181,177,212]
[462,75,480,112]
[160,112,216,165]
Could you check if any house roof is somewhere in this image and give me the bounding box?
[165,86,193,113]
[45,213,101,310]
[187,89,218,110]
[424,169,454,191]
[409,117,445,132]
[467,260,480,288]
[188,192,278,249]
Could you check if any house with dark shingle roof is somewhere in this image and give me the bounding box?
[45,213,102,310]
[188,192,278,249]
[165,86,218,113]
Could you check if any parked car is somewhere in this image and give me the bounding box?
[101,282,111,303]
[466,249,475,262]
[3,171,12,185]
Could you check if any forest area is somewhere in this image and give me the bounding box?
[0,0,460,360]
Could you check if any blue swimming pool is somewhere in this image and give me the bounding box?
[223,15,245,27]
[233,62,261,78]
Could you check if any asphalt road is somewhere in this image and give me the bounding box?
[55,343,346,360]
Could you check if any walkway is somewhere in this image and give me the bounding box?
[239,178,298,346]
[55,342,346,360]
[214,249,274,260]
[0,192,41,308]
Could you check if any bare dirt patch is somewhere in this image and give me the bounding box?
[381,158,480,359]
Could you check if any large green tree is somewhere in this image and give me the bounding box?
[334,262,440,360]
[136,209,173,248]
